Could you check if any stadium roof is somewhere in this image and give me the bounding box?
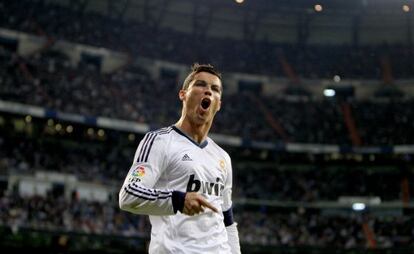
[49,0,412,44]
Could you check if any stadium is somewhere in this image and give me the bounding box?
[0,0,413,253]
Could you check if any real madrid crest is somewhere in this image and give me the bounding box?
[219,159,226,171]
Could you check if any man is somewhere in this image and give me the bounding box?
[119,63,241,254]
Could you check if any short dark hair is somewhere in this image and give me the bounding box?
[181,63,222,90]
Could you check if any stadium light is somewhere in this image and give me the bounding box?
[352,202,366,211]
[66,125,73,133]
[97,129,105,137]
[87,128,94,136]
[25,115,32,123]
[314,4,323,12]
[55,124,62,131]
[403,5,410,12]
[128,133,135,141]
[323,88,336,97]
[235,0,244,4]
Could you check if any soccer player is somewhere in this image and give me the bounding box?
[119,63,241,253]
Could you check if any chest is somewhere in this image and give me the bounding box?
[167,145,228,188]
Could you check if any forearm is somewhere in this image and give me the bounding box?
[226,222,241,254]
[223,207,241,253]
[119,182,186,215]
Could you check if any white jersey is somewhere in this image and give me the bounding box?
[119,126,234,254]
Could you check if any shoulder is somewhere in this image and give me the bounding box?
[135,127,174,162]
[149,126,174,135]
[139,126,174,150]
[143,126,174,140]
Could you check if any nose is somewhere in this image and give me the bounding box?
[204,87,212,96]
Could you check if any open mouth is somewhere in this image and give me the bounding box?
[201,98,211,110]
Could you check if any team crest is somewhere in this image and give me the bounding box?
[219,159,226,171]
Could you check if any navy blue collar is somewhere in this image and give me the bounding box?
[172,126,208,149]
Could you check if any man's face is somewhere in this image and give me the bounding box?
[179,72,222,125]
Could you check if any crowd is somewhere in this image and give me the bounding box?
[1,45,414,145]
[0,190,149,237]
[1,127,412,202]
[1,112,412,251]
[1,0,414,252]
[261,97,350,144]
[350,100,414,145]
[0,129,132,184]
[1,0,414,145]
[236,210,413,249]
[0,188,413,249]
[0,46,166,124]
[1,0,414,79]
[234,165,411,202]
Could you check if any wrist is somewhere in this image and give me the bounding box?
[172,191,186,213]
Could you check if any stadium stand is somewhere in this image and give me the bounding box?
[0,0,414,79]
[2,45,414,145]
[1,115,414,253]
[1,0,414,253]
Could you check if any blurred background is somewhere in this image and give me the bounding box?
[0,0,414,253]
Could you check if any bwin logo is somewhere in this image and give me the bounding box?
[186,174,224,196]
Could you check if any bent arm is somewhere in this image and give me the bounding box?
[119,180,186,215]
[119,132,186,215]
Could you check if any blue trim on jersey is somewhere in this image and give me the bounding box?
[223,207,234,227]
[131,183,171,195]
[125,185,172,201]
[172,126,208,148]
[130,183,172,196]
[124,188,167,201]
[172,191,186,213]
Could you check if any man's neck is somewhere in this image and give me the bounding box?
[175,117,211,144]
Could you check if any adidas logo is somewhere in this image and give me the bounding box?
[182,154,192,161]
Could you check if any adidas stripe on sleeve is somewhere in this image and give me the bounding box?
[119,128,186,216]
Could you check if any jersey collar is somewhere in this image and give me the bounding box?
[172,126,208,149]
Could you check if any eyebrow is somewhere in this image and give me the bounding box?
[193,80,222,92]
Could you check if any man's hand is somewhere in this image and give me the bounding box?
[183,192,218,216]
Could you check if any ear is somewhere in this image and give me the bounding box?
[179,89,186,101]
[217,99,221,112]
